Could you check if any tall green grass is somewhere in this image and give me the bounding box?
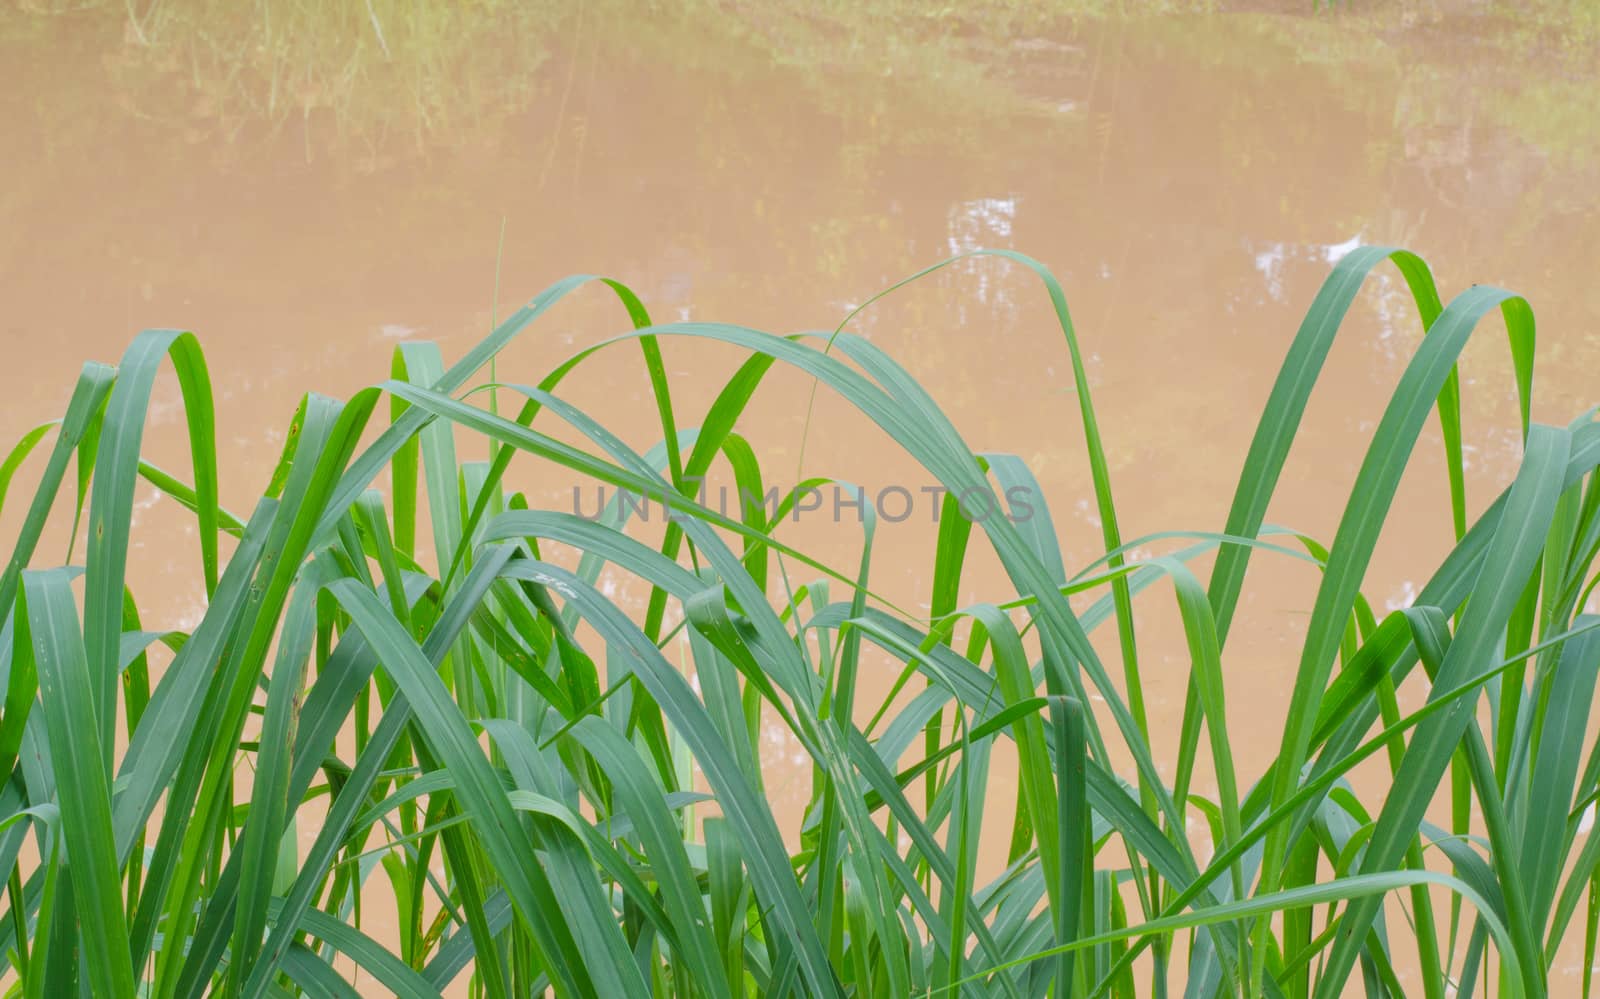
[1,249,1597,997]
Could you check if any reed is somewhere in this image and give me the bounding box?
[0,249,1595,997]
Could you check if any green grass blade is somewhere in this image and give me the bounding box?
[20,568,136,997]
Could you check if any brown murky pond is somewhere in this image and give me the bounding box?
[4,2,1599,993]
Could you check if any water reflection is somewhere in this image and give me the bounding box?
[1246,233,1362,304]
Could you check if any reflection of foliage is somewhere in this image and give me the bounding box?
[628,0,1219,129]
[5,0,1597,167]
[1481,0,1600,164]
[5,0,1216,157]
[10,0,558,152]
[1498,0,1600,56]
[1260,0,1600,167]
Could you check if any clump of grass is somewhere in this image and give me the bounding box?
[0,249,1596,997]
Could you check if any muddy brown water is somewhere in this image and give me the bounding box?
[3,4,1599,994]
